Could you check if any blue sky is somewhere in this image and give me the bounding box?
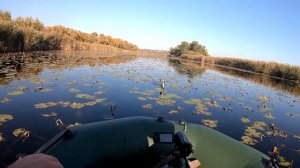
[1,0,300,65]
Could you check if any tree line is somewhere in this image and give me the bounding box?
[0,11,138,53]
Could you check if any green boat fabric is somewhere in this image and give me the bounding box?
[37,117,270,168]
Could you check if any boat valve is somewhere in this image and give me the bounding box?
[179,120,187,132]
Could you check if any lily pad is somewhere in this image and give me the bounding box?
[75,93,94,99]
[8,90,24,96]
[95,98,106,103]
[16,86,28,91]
[241,135,257,145]
[264,113,275,119]
[34,103,48,109]
[1,97,12,103]
[203,98,219,107]
[58,101,71,107]
[241,117,251,123]
[0,114,13,126]
[286,112,300,118]
[84,101,97,106]
[201,119,218,128]
[70,102,85,109]
[34,102,57,109]
[258,96,270,103]
[193,110,211,116]
[243,106,252,110]
[142,104,153,110]
[138,97,147,101]
[69,88,80,92]
[13,128,30,138]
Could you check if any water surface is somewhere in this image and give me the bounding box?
[0,51,299,167]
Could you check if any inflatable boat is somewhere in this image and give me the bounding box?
[37,116,273,168]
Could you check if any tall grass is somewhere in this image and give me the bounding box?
[0,11,138,53]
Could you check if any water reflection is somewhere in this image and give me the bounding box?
[169,58,300,96]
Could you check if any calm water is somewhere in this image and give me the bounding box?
[0,52,299,167]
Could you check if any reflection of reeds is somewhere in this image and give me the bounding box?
[169,58,300,97]
[0,51,137,86]
[172,54,300,82]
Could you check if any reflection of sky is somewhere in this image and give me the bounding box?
[0,57,299,166]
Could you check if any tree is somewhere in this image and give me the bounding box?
[169,41,209,57]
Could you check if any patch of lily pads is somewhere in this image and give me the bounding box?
[7,90,24,96]
[34,98,107,110]
[201,119,218,128]
[0,114,13,126]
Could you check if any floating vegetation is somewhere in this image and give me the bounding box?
[16,86,28,91]
[34,102,57,109]
[184,98,210,115]
[258,96,270,103]
[69,88,80,92]
[58,101,71,107]
[0,114,13,126]
[130,88,155,96]
[7,90,24,96]
[13,128,30,142]
[258,106,272,113]
[184,98,202,105]
[243,106,252,110]
[138,97,147,101]
[142,104,153,110]
[264,113,275,120]
[201,119,218,128]
[218,97,232,102]
[70,102,85,109]
[84,101,97,106]
[241,116,251,123]
[155,93,181,106]
[1,97,12,103]
[39,88,53,92]
[0,133,5,142]
[41,112,57,117]
[277,156,291,167]
[286,112,300,118]
[95,98,106,103]
[203,98,219,107]
[241,135,257,145]
[241,121,267,145]
[75,93,94,99]
[193,110,211,116]
[94,90,107,95]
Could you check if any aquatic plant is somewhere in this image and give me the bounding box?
[142,104,153,110]
[70,102,85,109]
[201,119,218,128]
[75,93,94,99]
[240,117,251,123]
[0,114,13,126]
[7,90,24,96]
